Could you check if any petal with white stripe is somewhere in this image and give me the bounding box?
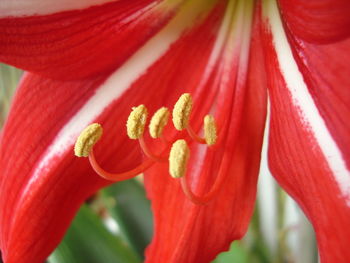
[0,1,247,262]
[263,0,350,262]
[0,0,183,79]
[144,1,267,261]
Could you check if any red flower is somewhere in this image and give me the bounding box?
[0,0,349,262]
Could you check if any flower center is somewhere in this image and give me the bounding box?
[74,93,220,205]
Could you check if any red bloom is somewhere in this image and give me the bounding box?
[0,0,349,262]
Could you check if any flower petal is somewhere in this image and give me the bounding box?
[278,0,350,43]
[286,38,350,169]
[0,0,181,79]
[0,71,185,262]
[0,73,106,263]
[0,0,115,17]
[1,1,253,262]
[0,72,145,263]
[263,1,350,262]
[144,2,267,262]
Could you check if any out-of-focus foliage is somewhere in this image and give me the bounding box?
[0,64,22,126]
[47,205,141,263]
[101,179,154,258]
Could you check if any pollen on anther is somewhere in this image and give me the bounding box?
[204,115,217,146]
[127,104,148,139]
[149,107,170,138]
[172,93,193,130]
[74,123,103,157]
[169,139,190,178]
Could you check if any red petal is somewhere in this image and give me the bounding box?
[144,3,267,262]
[0,73,107,262]
[0,72,138,263]
[0,61,206,262]
[0,2,262,262]
[286,37,350,169]
[0,0,178,80]
[263,2,350,262]
[278,0,350,43]
[0,0,115,16]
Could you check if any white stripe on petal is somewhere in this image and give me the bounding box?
[197,0,235,88]
[0,0,117,17]
[258,98,278,255]
[264,0,350,203]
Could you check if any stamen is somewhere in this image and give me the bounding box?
[89,149,154,181]
[179,173,222,205]
[127,105,148,139]
[149,107,170,138]
[179,151,227,205]
[172,93,193,130]
[186,115,218,146]
[169,139,190,178]
[139,136,168,162]
[204,115,217,146]
[186,125,206,144]
[74,123,103,157]
[77,98,220,198]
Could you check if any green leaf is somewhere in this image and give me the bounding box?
[48,205,140,263]
[0,64,22,127]
[212,242,249,263]
[249,207,272,263]
[101,179,153,258]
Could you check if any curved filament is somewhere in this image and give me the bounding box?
[179,164,227,205]
[186,125,206,144]
[89,149,154,181]
[139,136,168,162]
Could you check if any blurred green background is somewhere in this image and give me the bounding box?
[0,64,318,263]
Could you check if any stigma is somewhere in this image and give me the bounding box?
[74,93,221,205]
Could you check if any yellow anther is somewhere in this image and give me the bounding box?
[149,107,170,138]
[127,104,148,139]
[172,93,193,130]
[204,115,217,146]
[169,139,190,178]
[74,123,103,157]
